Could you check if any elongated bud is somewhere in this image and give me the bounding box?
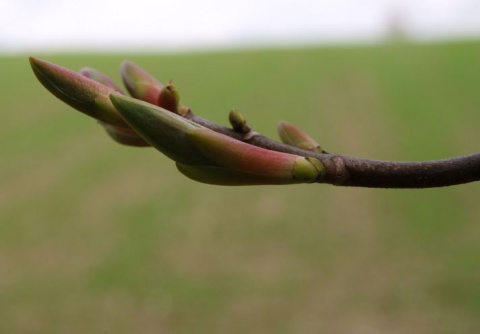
[176,163,305,186]
[80,67,124,93]
[188,128,323,182]
[30,57,126,126]
[109,94,211,165]
[229,109,251,134]
[158,81,180,113]
[277,121,324,153]
[121,60,162,105]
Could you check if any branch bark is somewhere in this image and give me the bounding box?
[326,154,480,188]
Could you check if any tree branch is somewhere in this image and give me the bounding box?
[29,57,480,189]
[185,110,480,188]
[326,154,480,188]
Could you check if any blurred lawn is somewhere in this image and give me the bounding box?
[1,41,479,333]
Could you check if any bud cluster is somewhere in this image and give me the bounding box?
[30,57,325,186]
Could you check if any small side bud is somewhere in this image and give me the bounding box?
[277,121,324,153]
[158,81,180,113]
[228,109,251,134]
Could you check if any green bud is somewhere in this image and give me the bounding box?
[228,109,251,134]
[292,157,325,182]
[277,121,323,152]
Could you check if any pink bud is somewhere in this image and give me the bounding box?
[30,57,126,126]
[121,60,163,105]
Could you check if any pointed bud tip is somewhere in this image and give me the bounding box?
[29,57,57,79]
[120,60,162,104]
[121,60,133,68]
[29,56,48,68]
[29,56,39,67]
[29,57,125,125]
[120,60,153,79]
[277,121,323,153]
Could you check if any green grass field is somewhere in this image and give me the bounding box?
[1,41,480,333]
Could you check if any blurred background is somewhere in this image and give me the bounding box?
[1,0,480,333]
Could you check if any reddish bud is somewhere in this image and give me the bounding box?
[158,81,180,113]
[29,57,126,126]
[120,60,162,105]
[188,128,323,182]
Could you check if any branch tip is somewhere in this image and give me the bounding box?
[30,57,480,189]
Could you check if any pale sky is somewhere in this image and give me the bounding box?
[1,0,480,53]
